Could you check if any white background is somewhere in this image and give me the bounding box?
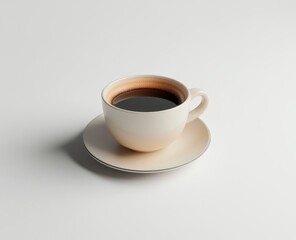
[1,0,296,239]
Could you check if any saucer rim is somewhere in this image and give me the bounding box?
[83,115,211,174]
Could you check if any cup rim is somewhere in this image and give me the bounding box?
[101,74,190,114]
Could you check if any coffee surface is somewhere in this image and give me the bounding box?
[112,88,180,112]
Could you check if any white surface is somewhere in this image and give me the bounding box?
[1,0,296,239]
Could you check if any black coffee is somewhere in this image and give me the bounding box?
[112,88,181,112]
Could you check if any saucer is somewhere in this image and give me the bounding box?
[83,114,211,173]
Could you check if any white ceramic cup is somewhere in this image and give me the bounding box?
[102,75,208,152]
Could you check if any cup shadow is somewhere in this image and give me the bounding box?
[60,131,160,179]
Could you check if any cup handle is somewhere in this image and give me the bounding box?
[187,88,208,123]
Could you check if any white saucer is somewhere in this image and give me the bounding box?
[83,114,211,173]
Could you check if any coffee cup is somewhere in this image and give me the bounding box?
[102,75,208,152]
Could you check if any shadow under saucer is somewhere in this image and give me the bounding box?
[60,131,171,179]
